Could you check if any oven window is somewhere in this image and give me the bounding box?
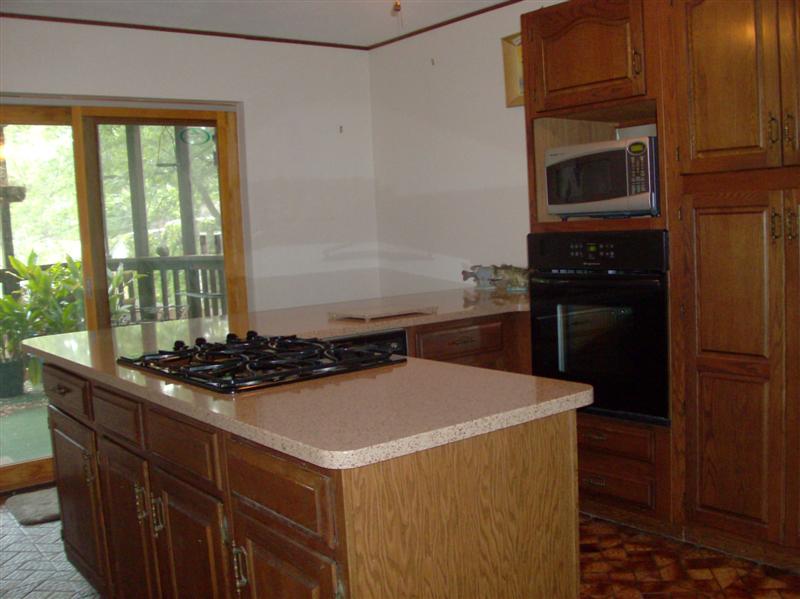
[531,279,669,422]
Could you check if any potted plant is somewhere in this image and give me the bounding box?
[0,292,37,398]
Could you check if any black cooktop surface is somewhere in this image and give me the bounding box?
[117,330,406,394]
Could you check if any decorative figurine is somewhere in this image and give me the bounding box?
[462,265,498,289]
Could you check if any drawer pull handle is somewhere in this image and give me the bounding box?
[632,50,642,75]
[448,336,477,347]
[768,112,780,145]
[771,209,783,240]
[81,451,95,485]
[54,384,69,396]
[787,209,797,241]
[133,483,148,523]
[150,494,165,537]
[583,476,607,488]
[785,112,795,144]
[585,432,608,442]
[232,543,249,593]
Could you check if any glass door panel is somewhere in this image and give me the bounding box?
[97,122,226,325]
[0,121,84,470]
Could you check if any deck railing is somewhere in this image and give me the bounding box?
[1,254,226,325]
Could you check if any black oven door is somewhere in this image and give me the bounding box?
[530,274,668,424]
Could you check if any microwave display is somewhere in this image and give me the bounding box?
[545,136,658,219]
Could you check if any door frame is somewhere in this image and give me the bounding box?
[0,103,248,492]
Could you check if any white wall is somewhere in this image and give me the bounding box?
[0,18,380,311]
[369,0,558,295]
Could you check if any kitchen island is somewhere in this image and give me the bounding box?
[23,289,591,599]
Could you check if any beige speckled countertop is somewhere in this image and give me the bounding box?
[23,288,592,470]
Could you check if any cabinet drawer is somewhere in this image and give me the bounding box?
[226,436,336,548]
[93,387,144,447]
[577,420,655,463]
[578,450,655,512]
[43,365,91,422]
[417,320,503,361]
[146,409,222,489]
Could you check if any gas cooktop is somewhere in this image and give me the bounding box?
[117,330,406,394]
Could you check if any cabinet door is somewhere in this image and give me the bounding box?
[685,190,785,543]
[231,508,337,599]
[780,0,799,165]
[48,406,108,594]
[524,0,646,112]
[785,190,799,548]
[149,467,230,599]
[97,437,160,599]
[676,0,782,172]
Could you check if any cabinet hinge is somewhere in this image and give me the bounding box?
[675,146,681,162]
[680,304,686,319]
[221,514,230,546]
[678,207,683,221]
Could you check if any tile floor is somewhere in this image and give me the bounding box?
[1,502,798,598]
[580,516,800,599]
[0,504,98,599]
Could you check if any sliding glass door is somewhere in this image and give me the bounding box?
[0,104,247,492]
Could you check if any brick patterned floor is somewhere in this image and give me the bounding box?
[0,504,98,599]
[580,516,800,599]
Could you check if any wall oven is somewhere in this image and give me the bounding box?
[528,230,669,424]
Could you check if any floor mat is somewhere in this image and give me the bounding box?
[5,487,60,526]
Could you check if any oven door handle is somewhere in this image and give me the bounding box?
[530,276,664,289]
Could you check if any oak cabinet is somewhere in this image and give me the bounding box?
[411,316,507,371]
[97,436,159,599]
[47,405,109,595]
[675,0,799,173]
[684,190,789,543]
[785,190,799,548]
[577,413,670,522]
[149,467,230,599]
[522,0,646,113]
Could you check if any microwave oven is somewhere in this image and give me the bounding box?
[544,136,658,219]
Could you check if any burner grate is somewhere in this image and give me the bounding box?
[117,331,406,394]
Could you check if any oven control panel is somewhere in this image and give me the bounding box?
[529,230,668,272]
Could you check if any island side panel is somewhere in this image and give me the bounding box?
[339,411,580,599]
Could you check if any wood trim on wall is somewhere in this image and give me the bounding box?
[0,457,55,494]
[0,1,525,52]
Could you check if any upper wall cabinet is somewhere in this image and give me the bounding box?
[675,0,798,173]
[522,0,646,113]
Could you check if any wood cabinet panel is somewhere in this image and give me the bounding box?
[232,511,337,599]
[686,190,785,544]
[416,320,502,361]
[785,190,800,548]
[48,406,108,594]
[97,436,159,599]
[695,206,771,357]
[43,365,91,422]
[226,436,335,549]
[524,0,646,112]
[578,418,654,463]
[578,454,655,511]
[147,408,222,489]
[93,386,144,448]
[676,0,782,172]
[780,0,799,166]
[149,467,230,599]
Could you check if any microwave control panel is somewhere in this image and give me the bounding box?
[626,141,650,195]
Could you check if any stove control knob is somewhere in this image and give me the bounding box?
[174,340,187,351]
[226,333,239,344]
[246,330,258,341]
[195,337,207,347]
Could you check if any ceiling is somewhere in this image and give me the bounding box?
[0,0,520,48]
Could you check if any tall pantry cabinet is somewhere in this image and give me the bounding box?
[673,0,799,565]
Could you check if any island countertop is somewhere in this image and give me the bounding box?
[22,288,591,470]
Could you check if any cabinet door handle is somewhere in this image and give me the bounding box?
[150,494,165,537]
[583,476,607,488]
[771,209,783,240]
[585,432,608,442]
[632,50,643,75]
[232,542,249,594]
[768,112,780,145]
[787,209,797,241]
[53,384,69,396]
[448,336,476,347]
[133,483,148,523]
[81,451,95,485]
[785,112,796,145]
